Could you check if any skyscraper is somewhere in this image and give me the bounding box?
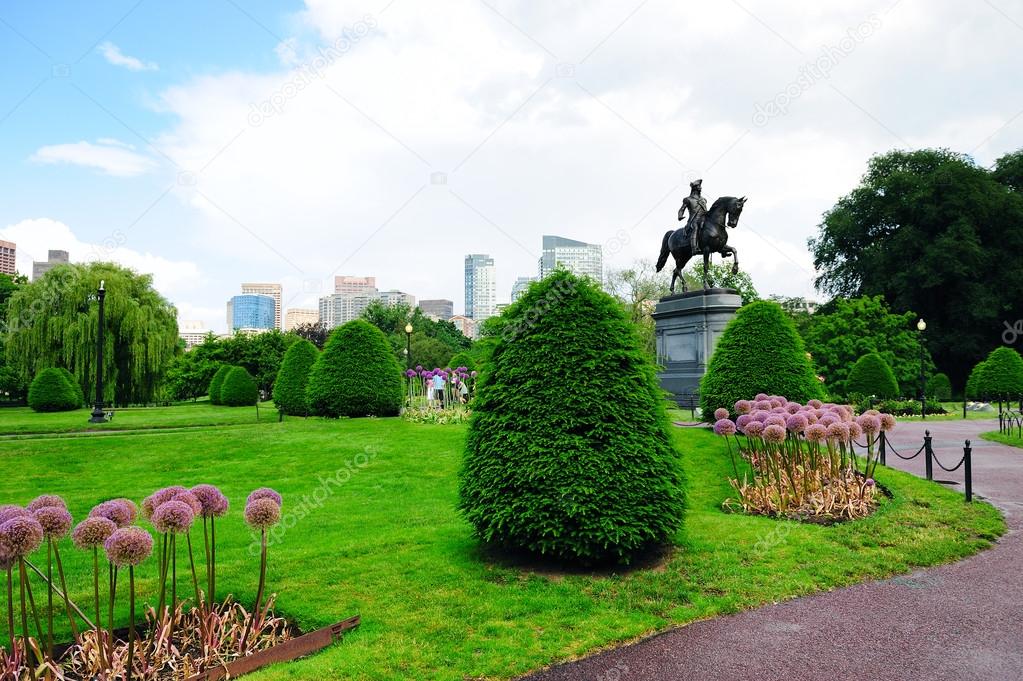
[32,250,69,281]
[464,254,496,321]
[538,236,603,283]
[510,276,535,302]
[419,299,454,320]
[334,275,377,295]
[228,294,276,332]
[241,283,282,330]
[318,288,415,330]
[0,240,15,276]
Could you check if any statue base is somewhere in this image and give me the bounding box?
[652,288,742,404]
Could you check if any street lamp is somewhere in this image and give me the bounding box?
[405,323,414,370]
[89,280,108,423]
[917,318,927,421]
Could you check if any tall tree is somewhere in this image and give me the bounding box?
[5,262,179,406]
[809,147,1023,385]
[0,273,29,400]
[606,259,670,357]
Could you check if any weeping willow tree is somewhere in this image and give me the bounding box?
[5,262,179,406]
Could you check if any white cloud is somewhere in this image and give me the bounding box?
[98,41,158,72]
[30,139,157,177]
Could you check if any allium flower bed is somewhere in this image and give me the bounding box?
[714,395,896,522]
[403,366,477,423]
[0,486,289,680]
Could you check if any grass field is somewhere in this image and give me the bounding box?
[0,407,1006,680]
[0,401,273,436]
[980,429,1023,448]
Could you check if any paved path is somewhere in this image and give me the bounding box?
[526,419,1023,681]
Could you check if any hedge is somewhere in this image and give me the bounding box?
[208,364,232,405]
[926,372,952,400]
[846,352,900,399]
[273,339,318,416]
[966,361,986,400]
[57,367,85,407]
[306,320,404,418]
[447,351,476,372]
[973,347,1023,400]
[220,366,258,407]
[28,368,81,412]
[459,270,684,564]
[700,300,824,418]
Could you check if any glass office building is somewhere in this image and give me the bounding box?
[229,294,276,331]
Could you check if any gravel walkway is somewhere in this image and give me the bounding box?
[525,419,1023,681]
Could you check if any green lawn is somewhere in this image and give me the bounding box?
[896,402,998,421]
[0,409,1005,680]
[0,401,273,436]
[980,429,1023,448]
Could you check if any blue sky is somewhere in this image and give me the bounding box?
[2,0,1021,332]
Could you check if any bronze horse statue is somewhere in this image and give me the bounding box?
[655,195,747,294]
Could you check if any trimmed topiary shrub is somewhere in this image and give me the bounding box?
[28,368,81,412]
[447,352,476,372]
[846,352,900,399]
[926,372,952,400]
[306,319,404,418]
[208,364,232,405]
[700,300,824,418]
[966,361,986,400]
[974,347,1023,400]
[273,339,318,415]
[459,270,684,564]
[57,367,85,407]
[220,366,258,407]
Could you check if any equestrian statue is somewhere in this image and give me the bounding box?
[655,178,747,295]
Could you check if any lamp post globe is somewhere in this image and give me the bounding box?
[404,323,413,370]
[917,318,926,420]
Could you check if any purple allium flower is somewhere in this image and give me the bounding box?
[745,421,765,437]
[879,414,896,432]
[415,365,423,372]
[765,415,786,428]
[826,422,850,443]
[804,412,819,425]
[856,414,881,435]
[753,400,771,412]
[763,424,787,444]
[246,487,282,508]
[90,500,134,528]
[713,408,730,421]
[104,527,153,567]
[244,498,281,530]
[864,409,880,417]
[151,500,195,534]
[0,505,29,525]
[171,491,202,517]
[754,393,769,401]
[470,371,478,378]
[813,409,826,419]
[785,413,808,433]
[807,399,823,409]
[770,406,787,415]
[26,495,66,513]
[805,423,828,443]
[819,414,839,427]
[713,418,737,436]
[864,478,876,488]
[0,517,44,557]
[34,506,73,539]
[753,410,771,423]
[736,414,753,432]
[143,486,187,520]
[72,517,116,550]
[768,398,783,409]
[734,400,752,415]
[405,369,416,378]
[848,421,863,440]
[784,402,802,414]
[191,484,229,518]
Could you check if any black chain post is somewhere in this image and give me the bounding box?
[924,430,933,481]
[879,430,887,467]
[964,440,972,502]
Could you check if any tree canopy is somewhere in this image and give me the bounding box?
[5,262,178,406]
[361,301,470,368]
[809,147,1023,386]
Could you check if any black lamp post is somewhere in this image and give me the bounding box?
[89,280,108,423]
[917,318,927,421]
[404,323,413,370]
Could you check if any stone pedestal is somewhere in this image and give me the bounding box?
[652,289,742,401]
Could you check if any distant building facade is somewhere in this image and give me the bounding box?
[0,240,15,275]
[464,254,496,321]
[334,275,377,295]
[179,321,210,350]
[419,299,454,320]
[32,250,69,281]
[538,235,602,283]
[241,283,282,330]
[510,276,535,302]
[284,308,319,331]
[377,290,416,308]
[318,287,415,330]
[448,314,478,339]
[229,294,276,332]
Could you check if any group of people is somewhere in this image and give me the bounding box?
[428,371,469,408]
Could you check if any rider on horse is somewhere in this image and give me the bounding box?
[678,179,708,253]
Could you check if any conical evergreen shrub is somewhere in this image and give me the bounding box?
[306,320,404,418]
[846,352,900,398]
[273,339,319,415]
[220,366,258,407]
[57,367,85,407]
[974,347,1023,400]
[459,270,684,564]
[208,364,232,405]
[926,372,952,400]
[700,300,824,417]
[28,368,81,412]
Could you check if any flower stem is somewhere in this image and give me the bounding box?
[127,566,136,681]
[5,565,13,651]
[17,559,31,671]
[52,542,79,641]
[46,540,53,659]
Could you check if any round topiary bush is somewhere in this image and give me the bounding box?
[208,364,232,405]
[974,347,1023,400]
[57,367,85,407]
[927,372,952,400]
[447,351,476,372]
[845,352,900,399]
[220,366,258,407]
[28,368,81,412]
[459,270,684,564]
[966,361,986,400]
[700,300,824,418]
[273,339,319,415]
[306,319,404,418]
